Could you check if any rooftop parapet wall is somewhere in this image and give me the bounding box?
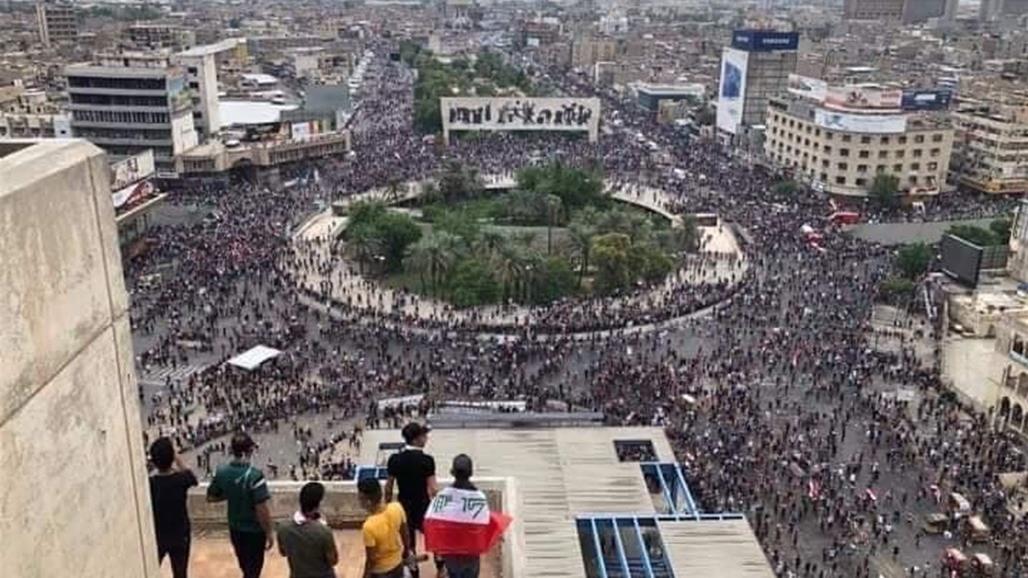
[0,140,159,578]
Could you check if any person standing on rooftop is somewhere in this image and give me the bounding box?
[277,481,339,578]
[207,431,274,578]
[385,422,440,578]
[149,437,199,578]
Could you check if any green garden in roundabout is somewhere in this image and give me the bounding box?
[340,162,701,308]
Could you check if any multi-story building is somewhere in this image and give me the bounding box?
[843,0,906,21]
[993,310,1028,434]
[571,37,621,69]
[716,30,799,138]
[764,89,954,198]
[902,0,958,23]
[950,96,1028,195]
[0,112,71,138]
[127,24,196,51]
[65,54,198,171]
[174,40,247,141]
[35,0,77,48]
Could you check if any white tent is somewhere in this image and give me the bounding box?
[227,345,282,371]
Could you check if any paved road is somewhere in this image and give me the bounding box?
[849,218,995,246]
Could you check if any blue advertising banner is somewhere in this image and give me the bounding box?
[731,30,799,52]
[901,89,953,111]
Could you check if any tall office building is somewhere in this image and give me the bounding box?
[65,53,198,172]
[35,0,77,47]
[902,0,955,23]
[716,30,799,137]
[1,139,160,578]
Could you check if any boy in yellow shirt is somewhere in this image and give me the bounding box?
[359,478,415,578]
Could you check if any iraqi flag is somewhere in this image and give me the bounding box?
[424,486,512,556]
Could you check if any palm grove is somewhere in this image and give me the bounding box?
[341,162,701,307]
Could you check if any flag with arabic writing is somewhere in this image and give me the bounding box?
[424,486,512,555]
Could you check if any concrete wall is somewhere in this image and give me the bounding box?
[0,140,160,578]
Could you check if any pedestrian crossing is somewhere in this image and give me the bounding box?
[138,363,208,386]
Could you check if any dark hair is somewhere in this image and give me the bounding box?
[357,477,382,502]
[149,437,175,470]
[300,482,325,514]
[230,431,255,457]
[452,453,473,480]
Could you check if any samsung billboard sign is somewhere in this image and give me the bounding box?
[731,30,799,52]
[901,89,953,111]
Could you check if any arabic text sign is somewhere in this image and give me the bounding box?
[441,97,600,137]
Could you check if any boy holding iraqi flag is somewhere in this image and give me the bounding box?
[423,455,512,578]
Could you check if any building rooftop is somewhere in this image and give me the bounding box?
[178,38,245,58]
[358,427,773,578]
[219,100,297,126]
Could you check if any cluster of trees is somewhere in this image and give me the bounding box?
[345,161,699,308]
[948,219,1012,247]
[402,42,533,134]
[882,242,932,302]
[403,214,577,307]
[344,203,422,273]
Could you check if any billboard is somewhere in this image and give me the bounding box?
[901,89,953,111]
[824,86,902,111]
[110,149,155,191]
[814,109,907,134]
[716,48,749,135]
[787,74,828,101]
[440,97,601,142]
[731,30,799,52]
[941,234,983,287]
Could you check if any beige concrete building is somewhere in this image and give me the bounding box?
[0,140,158,577]
[950,98,1028,195]
[993,311,1028,433]
[35,0,77,48]
[765,95,954,198]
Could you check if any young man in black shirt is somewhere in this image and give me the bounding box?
[149,437,199,578]
[384,422,439,578]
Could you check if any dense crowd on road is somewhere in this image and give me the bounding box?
[130,43,1028,578]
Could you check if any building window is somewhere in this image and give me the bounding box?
[614,440,657,462]
[911,163,920,171]
[878,150,888,159]
[840,148,850,157]
[857,164,868,173]
[855,178,867,187]
[928,162,938,171]
[835,176,847,185]
[898,136,908,144]
[842,134,852,142]
[894,164,903,172]
[914,135,925,143]
[913,149,923,158]
[876,165,886,173]
[880,136,890,144]
[930,148,941,157]
[837,162,848,170]
[825,132,833,141]
[932,134,944,142]
[909,176,918,184]
[822,159,830,168]
[861,136,871,144]
[824,146,832,154]
[859,150,870,158]
[895,150,905,159]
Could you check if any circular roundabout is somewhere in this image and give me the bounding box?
[290,167,749,337]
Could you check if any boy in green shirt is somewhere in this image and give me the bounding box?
[207,432,274,578]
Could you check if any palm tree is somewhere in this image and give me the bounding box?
[569,207,599,286]
[405,235,456,292]
[347,225,381,274]
[477,230,506,261]
[494,245,521,303]
[544,194,563,255]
